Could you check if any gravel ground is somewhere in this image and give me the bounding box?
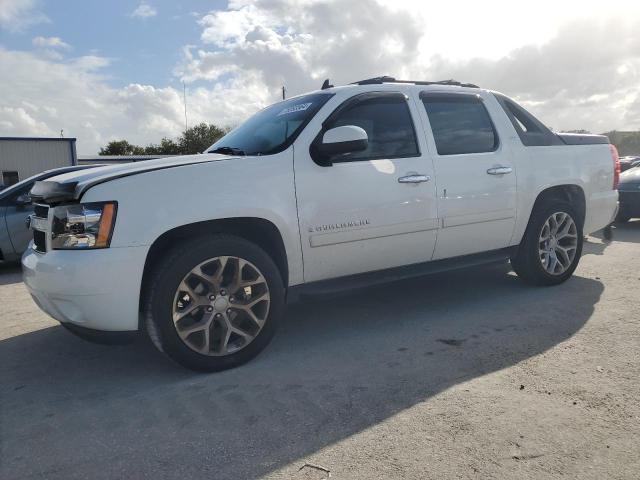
[1,222,639,479]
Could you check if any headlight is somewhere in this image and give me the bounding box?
[51,202,117,249]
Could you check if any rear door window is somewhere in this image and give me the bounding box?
[421,93,498,155]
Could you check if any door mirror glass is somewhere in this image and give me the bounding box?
[14,193,31,206]
[319,125,368,157]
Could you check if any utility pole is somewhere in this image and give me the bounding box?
[183,81,189,133]
[183,81,189,154]
[282,85,286,100]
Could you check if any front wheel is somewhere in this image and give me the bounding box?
[144,234,285,372]
[511,201,583,286]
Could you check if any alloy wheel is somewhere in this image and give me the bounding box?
[538,212,578,275]
[172,256,270,356]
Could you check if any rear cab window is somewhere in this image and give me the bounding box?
[493,93,563,146]
[420,92,499,155]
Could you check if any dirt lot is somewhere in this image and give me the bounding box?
[1,222,639,480]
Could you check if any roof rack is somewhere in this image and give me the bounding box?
[351,76,479,88]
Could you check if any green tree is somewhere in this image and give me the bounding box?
[143,137,181,155]
[99,123,228,156]
[603,131,640,156]
[99,140,145,155]
[178,123,227,154]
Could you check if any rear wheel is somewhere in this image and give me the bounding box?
[144,234,285,371]
[511,200,583,286]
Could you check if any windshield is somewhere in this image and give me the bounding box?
[208,92,333,156]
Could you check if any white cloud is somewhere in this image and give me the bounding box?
[0,106,52,135]
[32,36,70,49]
[130,2,157,18]
[178,0,424,92]
[3,0,640,156]
[0,48,269,153]
[424,16,640,132]
[177,0,640,133]
[0,0,48,31]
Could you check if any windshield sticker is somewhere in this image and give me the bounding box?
[277,102,312,116]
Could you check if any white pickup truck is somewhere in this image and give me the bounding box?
[23,77,620,371]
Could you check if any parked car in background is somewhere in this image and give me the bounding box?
[619,156,640,172]
[616,164,640,222]
[0,165,101,262]
[24,77,619,371]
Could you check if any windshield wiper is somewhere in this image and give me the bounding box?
[208,146,246,156]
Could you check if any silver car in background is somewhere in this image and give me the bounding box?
[0,165,101,262]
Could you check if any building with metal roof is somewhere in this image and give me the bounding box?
[0,137,77,188]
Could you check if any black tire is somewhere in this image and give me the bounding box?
[144,234,285,372]
[511,199,583,286]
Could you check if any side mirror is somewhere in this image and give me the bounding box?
[318,125,368,159]
[14,193,31,206]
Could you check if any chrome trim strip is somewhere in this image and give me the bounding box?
[309,218,439,247]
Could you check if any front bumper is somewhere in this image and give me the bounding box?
[22,245,148,331]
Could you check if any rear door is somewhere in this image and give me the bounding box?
[294,90,438,282]
[416,91,517,260]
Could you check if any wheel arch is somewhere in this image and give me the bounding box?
[140,217,290,314]
[517,184,586,243]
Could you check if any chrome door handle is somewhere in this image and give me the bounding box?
[398,174,431,184]
[487,166,513,175]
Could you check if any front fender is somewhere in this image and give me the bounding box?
[80,150,304,285]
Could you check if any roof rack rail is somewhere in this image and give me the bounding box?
[351,76,479,88]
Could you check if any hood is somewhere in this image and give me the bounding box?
[30,153,237,204]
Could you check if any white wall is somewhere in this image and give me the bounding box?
[0,138,75,184]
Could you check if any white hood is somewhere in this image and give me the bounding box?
[36,153,239,202]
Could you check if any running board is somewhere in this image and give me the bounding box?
[287,247,516,303]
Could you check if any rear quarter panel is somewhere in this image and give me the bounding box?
[510,142,616,243]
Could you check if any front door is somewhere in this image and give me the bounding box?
[294,90,439,282]
[416,91,517,260]
[3,186,34,256]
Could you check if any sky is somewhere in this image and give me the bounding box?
[0,0,639,154]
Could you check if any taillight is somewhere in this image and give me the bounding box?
[610,144,620,190]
